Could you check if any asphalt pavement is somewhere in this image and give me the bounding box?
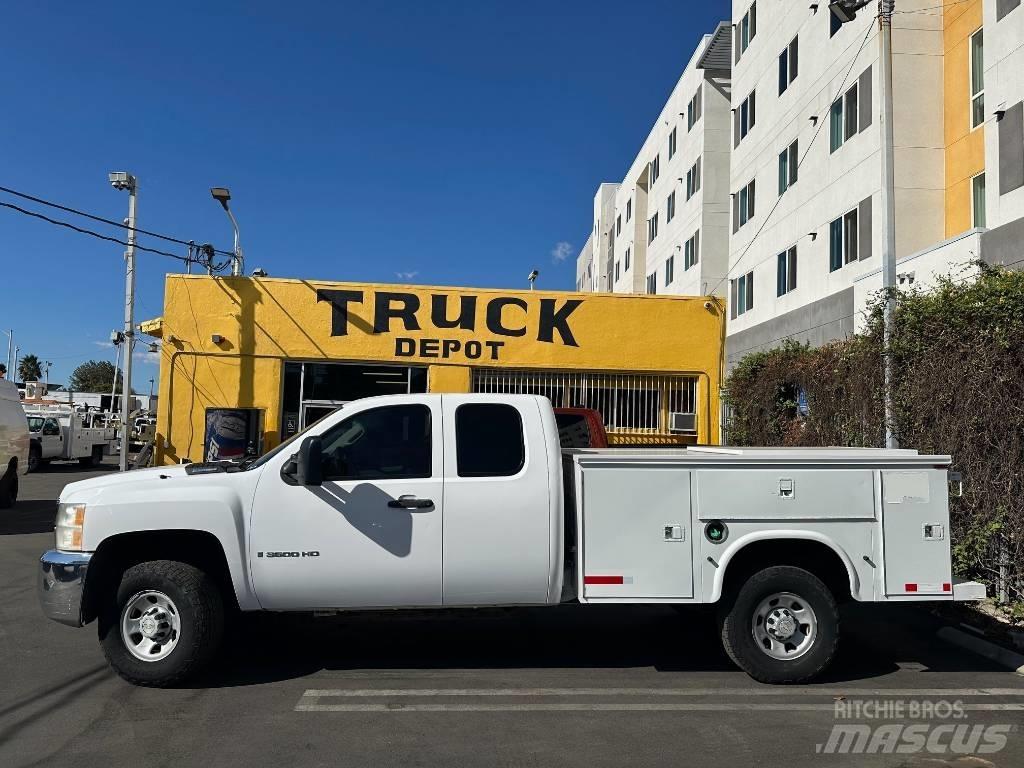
[1,460,1022,768]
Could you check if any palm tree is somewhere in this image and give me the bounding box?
[18,353,42,382]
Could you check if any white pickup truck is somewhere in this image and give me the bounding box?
[38,394,983,687]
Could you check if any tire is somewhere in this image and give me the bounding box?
[99,560,225,687]
[719,565,839,684]
[27,445,41,473]
[0,473,14,509]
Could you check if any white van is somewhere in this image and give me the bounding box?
[0,380,30,508]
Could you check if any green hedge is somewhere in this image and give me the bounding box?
[724,265,1024,607]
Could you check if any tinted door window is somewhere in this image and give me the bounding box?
[456,404,525,477]
[320,404,431,481]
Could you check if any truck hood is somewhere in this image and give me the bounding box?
[59,465,193,502]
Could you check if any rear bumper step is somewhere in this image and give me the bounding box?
[952,579,986,601]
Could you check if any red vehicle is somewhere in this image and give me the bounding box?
[553,408,608,448]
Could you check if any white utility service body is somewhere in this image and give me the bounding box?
[24,406,116,468]
[0,380,29,508]
[37,393,983,686]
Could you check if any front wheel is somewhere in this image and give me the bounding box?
[99,560,224,687]
[719,565,838,684]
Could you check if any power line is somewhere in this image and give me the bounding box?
[0,183,234,257]
[0,200,192,262]
[709,19,876,297]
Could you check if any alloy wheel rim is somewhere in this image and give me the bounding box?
[120,590,181,662]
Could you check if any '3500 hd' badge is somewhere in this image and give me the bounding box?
[257,551,320,558]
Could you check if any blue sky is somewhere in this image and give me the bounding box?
[1,1,729,385]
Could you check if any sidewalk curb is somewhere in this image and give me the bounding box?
[937,626,1024,675]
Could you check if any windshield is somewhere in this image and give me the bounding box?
[27,416,44,432]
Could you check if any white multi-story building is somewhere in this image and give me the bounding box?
[725,0,1024,367]
[576,24,733,299]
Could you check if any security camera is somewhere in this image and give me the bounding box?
[251,267,268,277]
[704,300,714,311]
[528,270,539,281]
[108,171,135,191]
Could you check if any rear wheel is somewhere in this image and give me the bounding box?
[719,566,838,684]
[27,445,41,473]
[99,560,225,687]
[0,470,15,509]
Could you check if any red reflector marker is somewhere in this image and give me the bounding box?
[905,583,918,593]
[943,582,952,592]
[585,575,624,585]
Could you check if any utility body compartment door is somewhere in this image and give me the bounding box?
[579,465,693,599]
[881,469,953,597]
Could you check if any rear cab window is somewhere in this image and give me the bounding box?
[555,412,593,448]
[455,403,525,477]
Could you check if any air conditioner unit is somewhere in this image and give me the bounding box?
[669,412,697,433]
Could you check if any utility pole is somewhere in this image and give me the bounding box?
[829,0,898,448]
[877,0,898,449]
[13,346,20,384]
[43,361,51,393]
[3,330,11,379]
[110,172,138,471]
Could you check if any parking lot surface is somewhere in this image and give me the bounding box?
[1,461,1021,768]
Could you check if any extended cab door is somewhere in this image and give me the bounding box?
[249,397,443,609]
[440,395,553,605]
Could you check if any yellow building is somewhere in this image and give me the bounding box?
[142,275,725,464]
[944,0,986,236]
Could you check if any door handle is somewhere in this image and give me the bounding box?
[388,495,434,509]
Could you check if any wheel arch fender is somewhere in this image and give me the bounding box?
[708,530,861,604]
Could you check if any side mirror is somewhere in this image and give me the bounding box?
[296,435,323,487]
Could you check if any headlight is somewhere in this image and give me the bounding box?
[55,503,87,551]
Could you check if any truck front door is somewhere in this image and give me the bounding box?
[249,398,443,609]
[41,417,63,458]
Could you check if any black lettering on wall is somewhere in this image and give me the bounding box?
[395,338,415,357]
[316,289,364,337]
[538,299,582,347]
[431,294,476,330]
[485,297,528,337]
[374,292,422,333]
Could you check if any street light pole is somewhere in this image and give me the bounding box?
[210,188,244,276]
[3,330,11,380]
[110,172,138,471]
[877,0,899,449]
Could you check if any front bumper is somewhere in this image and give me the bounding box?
[38,550,92,627]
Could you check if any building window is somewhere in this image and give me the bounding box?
[616,214,621,236]
[734,179,756,232]
[646,273,657,295]
[650,154,661,185]
[997,0,1021,21]
[737,90,756,143]
[665,255,675,286]
[778,36,798,95]
[739,2,757,56]
[648,212,659,244]
[970,29,985,129]
[684,230,700,270]
[730,271,754,319]
[778,140,798,195]
[686,157,702,200]
[626,198,632,222]
[777,246,797,296]
[666,191,676,223]
[625,246,631,271]
[828,203,866,271]
[830,8,842,37]
[615,260,621,282]
[668,127,677,159]
[830,73,870,153]
[687,85,703,131]
[972,172,986,227]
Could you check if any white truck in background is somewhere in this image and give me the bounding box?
[0,380,30,508]
[37,394,983,687]
[24,406,116,471]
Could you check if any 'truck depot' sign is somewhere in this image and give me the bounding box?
[316,289,583,362]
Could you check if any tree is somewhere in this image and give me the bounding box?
[18,354,42,382]
[0,363,6,380]
[68,360,124,394]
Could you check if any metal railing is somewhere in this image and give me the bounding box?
[471,368,697,435]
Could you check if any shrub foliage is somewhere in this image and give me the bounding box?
[724,265,1024,603]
